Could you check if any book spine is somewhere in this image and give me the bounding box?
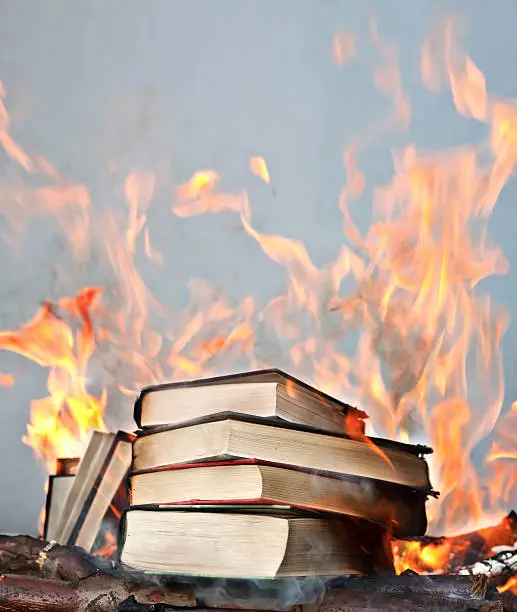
[43,476,56,541]
[133,393,144,429]
[116,507,129,564]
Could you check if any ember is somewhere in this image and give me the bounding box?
[94,532,117,560]
[499,576,517,595]
[0,5,516,597]
[393,539,452,575]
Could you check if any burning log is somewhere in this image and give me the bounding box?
[0,573,507,612]
[3,515,514,584]
[119,585,508,612]
[312,574,506,611]
[315,589,505,612]
[457,547,517,603]
[0,534,514,612]
[394,511,517,573]
[459,549,517,580]
[329,572,497,598]
[191,572,504,610]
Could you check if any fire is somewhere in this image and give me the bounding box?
[95,531,117,559]
[174,169,243,217]
[498,575,517,595]
[393,539,452,574]
[0,16,516,572]
[249,157,270,184]
[0,288,106,471]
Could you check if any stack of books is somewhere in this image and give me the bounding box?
[118,369,434,579]
[44,369,434,576]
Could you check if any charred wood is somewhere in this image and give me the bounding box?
[327,572,499,598]
[315,588,505,611]
[459,549,517,580]
[0,574,195,612]
[0,535,513,612]
[0,534,99,581]
[118,594,505,612]
[0,574,79,612]
[396,512,517,572]
[0,572,508,612]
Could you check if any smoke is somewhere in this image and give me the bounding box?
[179,576,328,610]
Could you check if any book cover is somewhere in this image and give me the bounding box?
[134,368,367,429]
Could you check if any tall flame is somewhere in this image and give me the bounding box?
[0,15,516,550]
[0,289,106,471]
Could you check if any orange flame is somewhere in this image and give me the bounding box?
[95,531,117,559]
[0,288,106,471]
[497,575,517,595]
[249,157,270,184]
[393,539,453,574]
[174,170,243,217]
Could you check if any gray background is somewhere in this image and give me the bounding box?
[0,0,516,535]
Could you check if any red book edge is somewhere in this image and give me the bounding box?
[135,497,314,509]
[128,461,334,514]
[131,458,314,476]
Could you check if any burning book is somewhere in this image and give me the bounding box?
[128,459,429,538]
[49,430,133,553]
[119,509,394,578]
[134,368,367,434]
[118,370,434,578]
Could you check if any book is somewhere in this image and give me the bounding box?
[118,508,394,578]
[53,430,133,552]
[43,457,80,541]
[132,413,432,490]
[128,459,429,537]
[134,368,367,434]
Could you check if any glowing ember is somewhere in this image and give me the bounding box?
[498,575,517,595]
[95,531,117,559]
[393,539,452,574]
[0,15,516,572]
